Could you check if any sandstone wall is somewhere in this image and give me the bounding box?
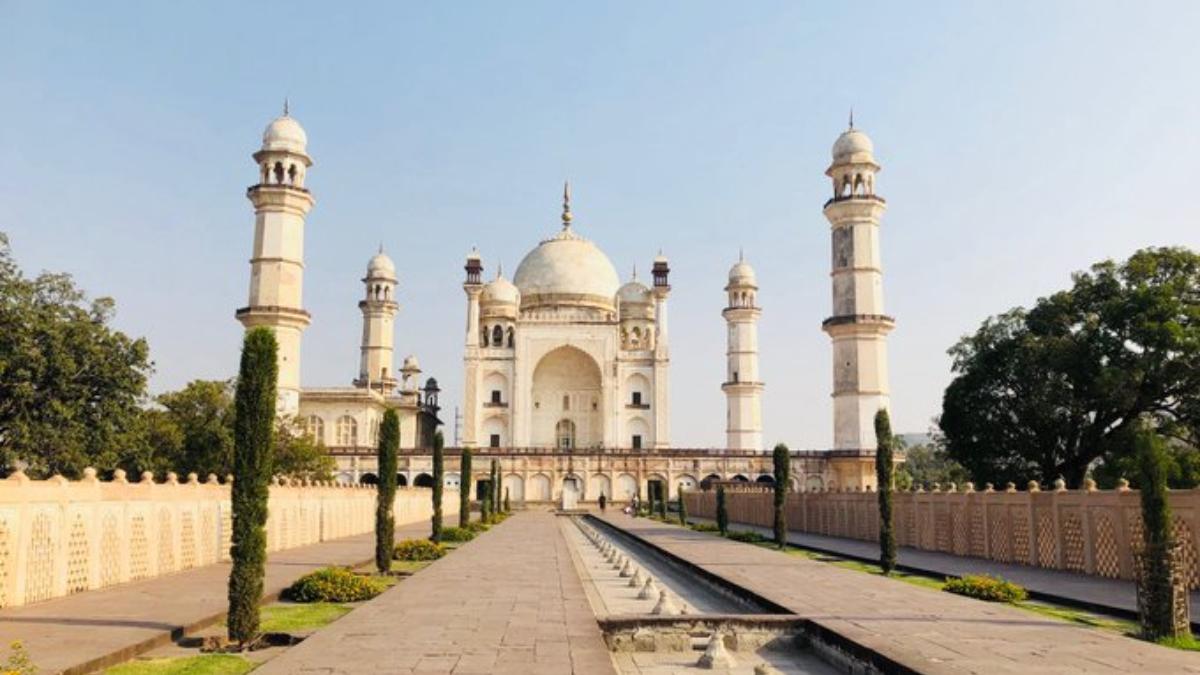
[0,468,458,608]
[685,482,1200,588]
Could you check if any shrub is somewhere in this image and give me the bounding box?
[690,522,720,533]
[943,574,1027,603]
[716,485,729,536]
[284,567,386,603]
[465,521,489,533]
[726,530,767,544]
[394,538,447,561]
[439,526,475,543]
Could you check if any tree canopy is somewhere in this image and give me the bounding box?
[0,233,152,477]
[941,247,1200,486]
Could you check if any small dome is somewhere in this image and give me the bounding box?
[617,279,652,304]
[653,252,668,264]
[262,114,308,154]
[402,354,420,371]
[466,248,481,261]
[831,128,874,163]
[481,274,520,306]
[728,260,756,286]
[367,250,395,278]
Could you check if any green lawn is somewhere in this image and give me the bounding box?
[259,602,351,633]
[104,655,253,675]
[391,559,433,575]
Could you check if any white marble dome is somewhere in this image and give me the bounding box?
[262,115,308,153]
[728,260,756,286]
[513,231,620,309]
[367,250,395,278]
[481,274,520,306]
[831,128,874,163]
[617,279,652,304]
[402,354,420,370]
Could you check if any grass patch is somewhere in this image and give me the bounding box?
[1155,634,1200,651]
[391,559,433,574]
[258,602,351,633]
[105,655,253,675]
[1016,601,1138,633]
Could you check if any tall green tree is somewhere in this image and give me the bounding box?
[772,443,790,549]
[271,418,336,482]
[875,410,898,574]
[716,484,729,536]
[0,233,152,477]
[491,459,500,516]
[156,380,234,477]
[1135,422,1188,639]
[375,409,399,574]
[941,247,1200,486]
[677,488,687,526]
[226,328,277,646]
[431,431,444,542]
[459,448,472,528]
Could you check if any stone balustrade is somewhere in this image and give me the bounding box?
[0,468,458,608]
[685,481,1200,589]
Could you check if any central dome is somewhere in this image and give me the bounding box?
[513,229,620,311]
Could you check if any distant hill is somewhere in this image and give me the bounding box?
[897,433,933,448]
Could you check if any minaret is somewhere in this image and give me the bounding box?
[822,118,894,453]
[236,104,315,416]
[651,252,671,448]
[461,249,484,448]
[354,248,399,391]
[722,252,763,451]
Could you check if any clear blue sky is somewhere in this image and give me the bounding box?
[2,2,1197,448]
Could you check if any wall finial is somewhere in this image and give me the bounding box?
[284,97,290,117]
[561,181,572,229]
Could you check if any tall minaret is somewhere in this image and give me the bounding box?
[236,104,315,416]
[822,118,894,452]
[461,249,484,448]
[651,252,672,448]
[354,248,399,391]
[722,253,763,451]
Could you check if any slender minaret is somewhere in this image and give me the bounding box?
[822,118,893,452]
[722,252,763,451]
[236,104,315,416]
[461,249,484,448]
[354,248,399,391]
[651,252,671,448]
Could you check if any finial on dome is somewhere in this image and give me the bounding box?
[496,262,504,278]
[378,242,384,254]
[561,181,573,229]
[631,264,638,280]
[848,107,854,129]
[284,97,290,117]
[739,247,744,262]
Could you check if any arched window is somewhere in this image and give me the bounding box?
[273,162,285,184]
[336,415,358,447]
[303,415,325,443]
[556,419,576,449]
[506,326,514,347]
[287,164,297,184]
[562,394,570,411]
[492,325,503,347]
[482,326,489,347]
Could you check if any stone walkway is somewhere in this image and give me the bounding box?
[257,511,615,674]
[0,520,433,675]
[690,516,1200,620]
[599,513,1200,674]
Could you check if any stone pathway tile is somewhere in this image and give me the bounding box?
[0,520,434,675]
[256,511,615,675]
[599,513,1200,674]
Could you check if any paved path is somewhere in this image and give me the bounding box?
[0,520,434,675]
[257,512,615,675]
[600,513,1200,674]
[691,516,1200,620]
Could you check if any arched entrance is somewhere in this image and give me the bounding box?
[532,346,602,448]
[756,475,775,485]
[396,474,408,487]
[414,473,434,488]
[589,474,612,502]
[502,474,525,502]
[528,473,551,501]
[360,473,379,485]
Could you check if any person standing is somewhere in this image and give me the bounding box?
[598,493,607,512]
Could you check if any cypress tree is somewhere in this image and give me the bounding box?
[491,459,501,516]
[375,408,399,574]
[431,430,444,542]
[773,443,790,549]
[875,409,897,574]
[1136,423,1184,639]
[716,484,729,536]
[459,448,472,528]
[226,328,277,646]
[657,490,667,519]
[480,480,492,522]
[677,488,687,526]
[504,487,510,513]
